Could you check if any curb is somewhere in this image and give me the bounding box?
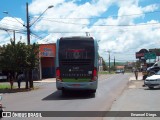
[34,78,56,83]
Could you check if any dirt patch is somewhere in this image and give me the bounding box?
[128,80,144,89]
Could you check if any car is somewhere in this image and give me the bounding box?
[115,70,121,73]
[0,95,3,118]
[0,73,7,80]
[144,70,160,89]
[147,61,160,76]
[115,70,123,74]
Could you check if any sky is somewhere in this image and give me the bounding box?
[0,0,160,63]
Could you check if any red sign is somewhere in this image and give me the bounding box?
[135,49,148,59]
[136,52,144,58]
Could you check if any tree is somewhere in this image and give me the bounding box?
[0,41,39,89]
[0,41,25,88]
[102,58,108,71]
[110,65,116,71]
[26,43,39,88]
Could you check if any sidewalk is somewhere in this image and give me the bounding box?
[129,72,143,81]
[34,78,56,83]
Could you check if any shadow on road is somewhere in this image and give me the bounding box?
[144,87,160,90]
[42,90,95,101]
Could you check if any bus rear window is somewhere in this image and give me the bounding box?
[59,38,94,60]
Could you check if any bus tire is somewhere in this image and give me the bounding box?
[89,90,96,94]
[62,90,68,95]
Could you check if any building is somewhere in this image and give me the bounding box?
[116,66,125,70]
[98,57,103,71]
[39,44,56,79]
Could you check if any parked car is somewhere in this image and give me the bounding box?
[147,61,160,76]
[144,70,160,89]
[115,70,124,74]
[0,95,3,118]
[0,73,7,80]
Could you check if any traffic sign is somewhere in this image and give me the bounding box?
[144,52,156,59]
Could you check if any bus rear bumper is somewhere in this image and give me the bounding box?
[56,81,97,90]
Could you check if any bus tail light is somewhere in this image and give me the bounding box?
[56,68,62,81]
[91,68,98,81]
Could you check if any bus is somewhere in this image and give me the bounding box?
[56,36,98,94]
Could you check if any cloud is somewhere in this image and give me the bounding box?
[0,17,27,44]
[142,4,159,12]
[29,0,65,15]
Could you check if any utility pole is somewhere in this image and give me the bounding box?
[108,51,111,73]
[114,56,115,67]
[25,2,53,89]
[13,30,15,43]
[26,2,30,45]
[26,2,30,89]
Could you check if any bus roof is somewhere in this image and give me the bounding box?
[60,36,94,40]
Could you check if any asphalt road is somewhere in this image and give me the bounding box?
[1,73,132,120]
[104,80,160,120]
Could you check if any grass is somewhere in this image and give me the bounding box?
[0,84,11,89]
[98,71,115,74]
[0,83,39,93]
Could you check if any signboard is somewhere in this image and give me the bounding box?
[144,52,156,59]
[149,48,160,56]
[136,52,144,58]
[39,44,56,57]
[135,49,148,59]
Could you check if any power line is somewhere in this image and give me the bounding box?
[0,26,26,33]
[29,9,160,27]
[31,9,160,20]
[30,32,43,40]
[31,23,160,34]
[33,18,160,27]
[0,24,25,31]
[30,32,52,43]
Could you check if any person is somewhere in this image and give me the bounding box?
[122,70,125,74]
[8,73,13,89]
[17,73,23,89]
[134,68,138,80]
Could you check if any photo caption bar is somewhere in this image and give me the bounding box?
[1,111,160,117]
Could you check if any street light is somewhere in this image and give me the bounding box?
[26,3,53,45]
[25,3,53,84]
[29,5,54,27]
[3,3,53,45]
[3,11,25,27]
[3,11,25,43]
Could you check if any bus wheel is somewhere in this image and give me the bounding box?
[89,90,96,94]
[62,90,68,95]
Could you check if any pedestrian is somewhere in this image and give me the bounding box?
[122,70,125,74]
[8,73,13,90]
[17,73,23,89]
[134,69,138,80]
